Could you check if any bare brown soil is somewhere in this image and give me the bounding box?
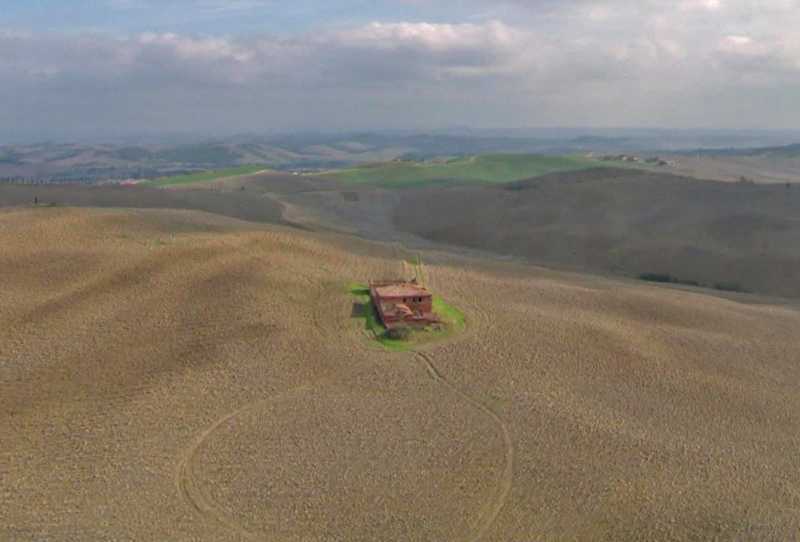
[0,183,287,226]
[3,206,800,540]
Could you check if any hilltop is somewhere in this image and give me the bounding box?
[2,206,800,540]
[8,162,800,300]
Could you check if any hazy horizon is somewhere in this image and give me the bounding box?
[6,126,800,149]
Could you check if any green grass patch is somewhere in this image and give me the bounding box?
[319,154,611,188]
[433,296,466,330]
[348,282,465,351]
[144,165,267,187]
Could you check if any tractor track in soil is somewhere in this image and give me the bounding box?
[415,270,513,541]
[176,351,513,542]
[175,239,512,541]
[414,350,514,542]
[175,383,321,541]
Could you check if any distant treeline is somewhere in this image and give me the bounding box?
[1,177,98,185]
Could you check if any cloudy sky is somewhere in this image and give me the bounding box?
[2,0,799,140]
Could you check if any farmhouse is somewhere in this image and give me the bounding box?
[369,280,439,329]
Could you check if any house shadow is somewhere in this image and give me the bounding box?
[351,302,368,318]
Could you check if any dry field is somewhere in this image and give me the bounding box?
[2,206,800,540]
[0,183,287,227]
[668,154,800,185]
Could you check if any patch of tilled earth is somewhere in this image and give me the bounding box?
[425,265,800,540]
[3,206,800,540]
[192,367,503,541]
[1,207,504,540]
[1,208,363,539]
[0,183,287,226]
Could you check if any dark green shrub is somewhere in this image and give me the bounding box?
[639,273,675,283]
[714,282,748,293]
[639,273,701,288]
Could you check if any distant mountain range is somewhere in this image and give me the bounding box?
[1,131,799,183]
[693,143,800,158]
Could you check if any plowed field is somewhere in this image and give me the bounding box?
[3,206,800,540]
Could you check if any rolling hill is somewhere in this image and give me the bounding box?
[7,163,800,300]
[218,167,800,299]
[0,132,663,184]
[2,205,800,540]
[7,131,799,185]
[392,168,800,298]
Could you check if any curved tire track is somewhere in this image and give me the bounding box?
[176,237,512,541]
[175,385,314,541]
[415,351,514,542]
[176,405,259,541]
[174,247,354,540]
[176,352,514,542]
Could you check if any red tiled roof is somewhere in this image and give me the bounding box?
[373,283,431,298]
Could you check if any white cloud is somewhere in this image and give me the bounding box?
[678,0,723,11]
[339,20,519,51]
[4,1,800,135]
[725,35,753,45]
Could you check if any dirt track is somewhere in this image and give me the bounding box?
[3,206,800,540]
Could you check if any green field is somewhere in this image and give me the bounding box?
[348,283,465,352]
[319,154,608,187]
[145,165,267,187]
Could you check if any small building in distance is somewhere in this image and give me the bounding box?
[369,280,439,330]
